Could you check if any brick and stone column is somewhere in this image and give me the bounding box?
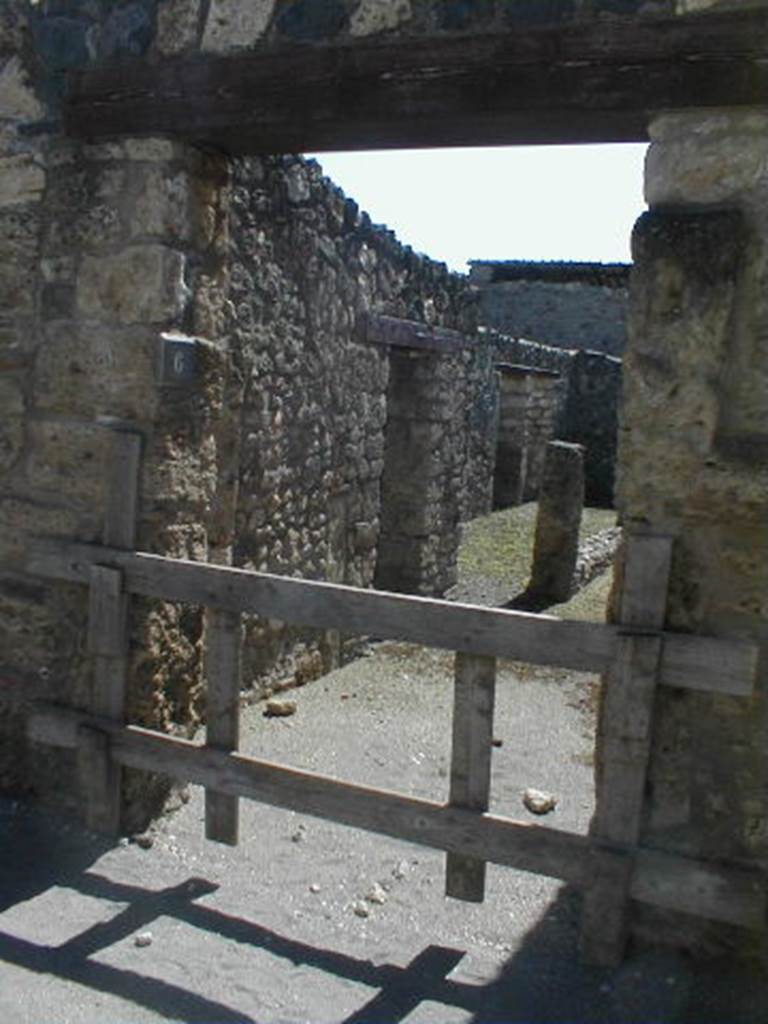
[375,349,461,597]
[603,108,768,956]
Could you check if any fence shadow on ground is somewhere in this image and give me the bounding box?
[1,799,766,1024]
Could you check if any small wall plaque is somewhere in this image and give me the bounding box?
[157,333,199,386]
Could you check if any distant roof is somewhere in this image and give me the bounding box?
[468,260,631,289]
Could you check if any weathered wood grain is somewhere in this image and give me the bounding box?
[77,725,116,835]
[86,428,142,835]
[27,540,759,696]
[87,565,126,661]
[204,609,243,846]
[630,848,766,932]
[581,534,672,967]
[103,430,142,550]
[446,652,496,902]
[28,703,590,886]
[62,10,768,152]
[29,701,766,931]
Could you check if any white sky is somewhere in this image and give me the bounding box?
[308,144,648,274]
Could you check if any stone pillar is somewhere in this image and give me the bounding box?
[0,125,232,828]
[493,365,531,508]
[374,349,460,597]
[528,441,584,603]
[606,108,768,956]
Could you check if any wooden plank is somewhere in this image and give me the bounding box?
[204,609,243,846]
[631,848,766,932]
[86,428,142,835]
[361,314,467,354]
[28,702,591,887]
[581,534,672,967]
[62,9,768,152]
[27,540,759,697]
[103,431,142,549]
[446,653,496,902]
[87,565,126,660]
[28,701,766,931]
[77,725,116,835]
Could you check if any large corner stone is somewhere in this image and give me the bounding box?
[202,0,276,52]
[646,110,768,207]
[618,208,747,523]
[155,0,203,56]
[78,245,188,325]
[0,55,45,122]
[350,0,412,36]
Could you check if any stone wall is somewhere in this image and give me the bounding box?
[493,365,565,507]
[228,155,488,685]
[559,350,622,507]
[604,108,768,957]
[0,5,497,820]
[469,261,630,356]
[487,329,621,506]
[0,17,234,826]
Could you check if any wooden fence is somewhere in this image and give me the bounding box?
[25,429,765,967]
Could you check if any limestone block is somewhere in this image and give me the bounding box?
[0,154,45,207]
[155,0,203,55]
[350,0,412,37]
[34,322,158,421]
[646,111,768,206]
[618,209,746,520]
[25,420,106,507]
[132,167,193,242]
[0,56,45,122]
[78,245,188,325]
[44,164,126,254]
[202,0,276,52]
[0,496,84,568]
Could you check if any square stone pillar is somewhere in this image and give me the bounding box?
[374,349,461,597]
[605,109,768,956]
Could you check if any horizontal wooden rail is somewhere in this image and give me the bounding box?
[29,703,588,885]
[28,703,766,931]
[28,540,758,697]
[360,314,469,354]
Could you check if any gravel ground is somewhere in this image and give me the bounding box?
[1,507,766,1023]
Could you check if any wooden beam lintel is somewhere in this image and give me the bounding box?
[361,314,469,354]
[63,10,768,153]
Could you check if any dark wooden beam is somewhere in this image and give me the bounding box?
[361,314,469,353]
[65,8,768,153]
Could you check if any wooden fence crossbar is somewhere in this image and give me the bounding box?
[82,429,142,835]
[24,441,765,958]
[27,540,758,698]
[580,534,673,966]
[28,701,766,932]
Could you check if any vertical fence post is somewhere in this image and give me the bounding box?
[445,652,497,901]
[80,427,142,835]
[204,608,243,845]
[580,533,673,966]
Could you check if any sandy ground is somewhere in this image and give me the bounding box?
[2,639,766,1024]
